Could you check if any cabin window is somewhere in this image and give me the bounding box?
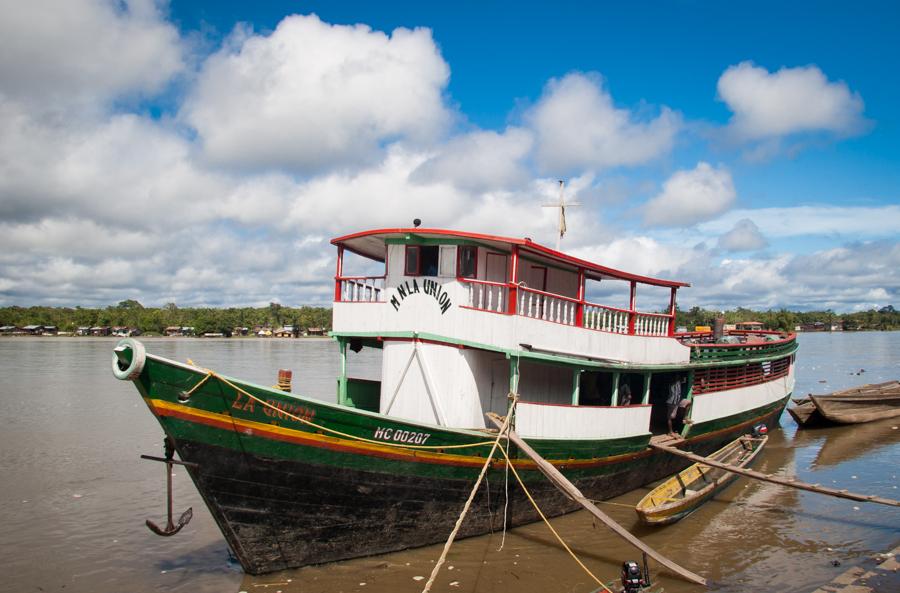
[439,246,456,277]
[404,245,439,276]
[458,245,477,278]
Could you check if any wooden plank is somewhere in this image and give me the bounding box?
[486,414,707,586]
[650,442,900,508]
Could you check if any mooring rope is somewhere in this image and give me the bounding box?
[180,367,498,451]
[497,442,615,593]
[420,396,517,593]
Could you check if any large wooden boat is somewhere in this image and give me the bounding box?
[113,227,797,574]
[634,434,768,525]
[789,381,900,427]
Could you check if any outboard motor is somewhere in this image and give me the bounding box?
[621,560,648,593]
[752,423,768,437]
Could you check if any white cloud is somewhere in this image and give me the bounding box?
[700,205,900,239]
[643,162,736,227]
[0,0,183,111]
[182,14,452,173]
[527,72,681,174]
[410,127,533,192]
[718,61,867,141]
[717,218,768,251]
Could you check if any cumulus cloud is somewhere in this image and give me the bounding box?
[699,205,900,239]
[718,61,868,141]
[0,0,183,111]
[527,73,681,174]
[410,127,533,192]
[643,162,736,227]
[717,218,768,251]
[182,14,452,173]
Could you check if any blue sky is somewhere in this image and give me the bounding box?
[0,0,898,311]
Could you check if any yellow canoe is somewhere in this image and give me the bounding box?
[635,434,768,525]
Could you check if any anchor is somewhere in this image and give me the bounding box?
[141,437,195,536]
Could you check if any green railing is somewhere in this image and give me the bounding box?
[687,334,797,363]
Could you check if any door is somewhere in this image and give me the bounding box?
[485,252,508,283]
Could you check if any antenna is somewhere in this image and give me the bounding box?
[542,180,580,251]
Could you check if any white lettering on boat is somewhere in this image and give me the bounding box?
[373,426,431,445]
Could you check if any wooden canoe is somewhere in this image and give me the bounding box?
[788,380,900,427]
[635,434,768,526]
[810,390,900,424]
[787,400,821,427]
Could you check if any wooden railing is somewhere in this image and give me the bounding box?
[517,287,579,325]
[336,276,385,302]
[461,278,508,313]
[634,312,671,336]
[582,303,630,334]
[337,274,677,337]
[693,355,792,394]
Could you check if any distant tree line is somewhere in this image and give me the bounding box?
[675,305,900,332]
[0,300,332,336]
[1,301,898,335]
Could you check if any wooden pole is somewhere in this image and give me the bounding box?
[487,414,707,586]
[650,441,900,508]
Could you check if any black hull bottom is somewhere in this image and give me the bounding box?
[178,408,783,574]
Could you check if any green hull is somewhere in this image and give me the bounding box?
[114,340,790,574]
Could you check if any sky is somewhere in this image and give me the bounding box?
[0,0,898,312]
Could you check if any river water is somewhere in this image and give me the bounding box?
[0,332,897,592]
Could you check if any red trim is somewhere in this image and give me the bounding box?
[458,277,507,288]
[334,246,344,302]
[331,228,690,288]
[154,404,483,468]
[628,281,636,335]
[519,285,580,304]
[508,245,519,315]
[668,287,677,337]
[576,268,585,326]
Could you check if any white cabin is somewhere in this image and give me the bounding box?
[326,228,746,441]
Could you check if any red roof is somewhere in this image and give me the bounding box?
[331,228,689,289]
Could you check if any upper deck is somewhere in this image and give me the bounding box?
[331,228,699,366]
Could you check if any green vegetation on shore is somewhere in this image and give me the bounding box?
[675,306,900,332]
[1,301,898,335]
[0,301,331,336]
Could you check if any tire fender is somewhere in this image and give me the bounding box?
[112,338,146,381]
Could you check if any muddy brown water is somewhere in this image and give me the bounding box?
[0,332,897,592]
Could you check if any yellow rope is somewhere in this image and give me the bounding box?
[420,398,516,593]
[182,369,497,451]
[498,443,614,593]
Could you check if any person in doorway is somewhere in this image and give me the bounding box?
[618,381,632,406]
[667,376,683,437]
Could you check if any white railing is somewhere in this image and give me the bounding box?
[634,312,670,336]
[582,303,630,334]
[338,276,385,302]
[518,287,578,325]
[462,279,508,313]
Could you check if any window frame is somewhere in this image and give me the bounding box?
[404,245,421,275]
[438,245,457,278]
[404,244,440,276]
[456,245,478,279]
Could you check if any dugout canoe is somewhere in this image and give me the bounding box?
[635,434,768,525]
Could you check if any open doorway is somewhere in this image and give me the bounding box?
[648,371,690,435]
[579,370,613,406]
